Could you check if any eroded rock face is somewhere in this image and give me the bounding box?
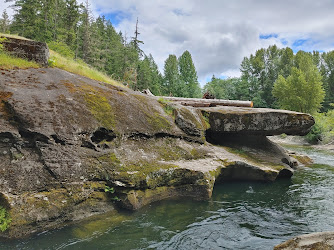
[1,36,49,67]
[274,232,334,249]
[201,106,314,136]
[0,68,312,238]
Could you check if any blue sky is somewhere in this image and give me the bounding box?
[1,0,334,85]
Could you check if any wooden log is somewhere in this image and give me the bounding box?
[181,102,211,107]
[157,96,253,108]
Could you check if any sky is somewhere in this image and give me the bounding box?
[1,0,334,85]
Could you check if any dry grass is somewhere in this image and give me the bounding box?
[0,33,31,40]
[49,50,123,87]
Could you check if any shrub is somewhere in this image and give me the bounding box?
[306,110,334,144]
[48,41,75,59]
[0,206,11,232]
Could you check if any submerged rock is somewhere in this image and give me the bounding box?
[0,68,314,238]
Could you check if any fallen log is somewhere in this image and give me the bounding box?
[156,96,253,108]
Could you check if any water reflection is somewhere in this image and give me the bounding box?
[1,147,334,249]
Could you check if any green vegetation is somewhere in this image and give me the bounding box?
[273,51,325,114]
[84,92,116,129]
[158,98,175,116]
[162,51,201,97]
[0,206,11,232]
[49,50,121,86]
[0,53,40,69]
[306,109,334,144]
[104,186,120,201]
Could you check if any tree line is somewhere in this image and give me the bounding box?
[0,0,201,97]
[204,45,334,113]
[1,2,333,112]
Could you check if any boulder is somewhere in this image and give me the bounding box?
[1,36,49,67]
[275,232,334,249]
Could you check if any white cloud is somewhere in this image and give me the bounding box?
[4,0,334,85]
[0,1,14,17]
[89,0,334,85]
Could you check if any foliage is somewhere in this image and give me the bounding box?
[0,206,11,232]
[0,53,39,69]
[0,37,5,51]
[273,52,325,114]
[161,51,201,97]
[320,51,334,111]
[178,50,201,98]
[0,10,10,33]
[49,50,122,86]
[104,185,115,193]
[306,110,334,144]
[48,41,75,59]
[163,54,181,96]
[104,186,120,201]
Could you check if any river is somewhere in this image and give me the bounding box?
[1,145,334,249]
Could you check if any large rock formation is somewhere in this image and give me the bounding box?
[202,106,314,136]
[0,67,314,239]
[1,36,49,66]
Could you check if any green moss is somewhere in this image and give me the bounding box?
[84,92,115,129]
[83,181,107,190]
[158,98,175,117]
[147,113,172,131]
[179,107,205,131]
[0,206,11,232]
[133,94,172,131]
[190,148,207,159]
[98,153,121,166]
[201,110,211,129]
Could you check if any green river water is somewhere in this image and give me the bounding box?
[1,145,334,249]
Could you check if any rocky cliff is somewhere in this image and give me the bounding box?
[0,67,314,239]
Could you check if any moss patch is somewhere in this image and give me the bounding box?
[62,80,116,129]
[201,110,211,129]
[133,94,172,131]
[158,98,175,117]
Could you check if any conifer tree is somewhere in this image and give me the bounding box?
[0,10,10,33]
[178,50,201,98]
[163,54,181,96]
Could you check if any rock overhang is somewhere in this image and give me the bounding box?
[200,106,315,136]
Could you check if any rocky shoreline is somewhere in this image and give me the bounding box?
[0,67,314,239]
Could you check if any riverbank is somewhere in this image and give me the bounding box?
[269,135,334,152]
[2,144,334,249]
